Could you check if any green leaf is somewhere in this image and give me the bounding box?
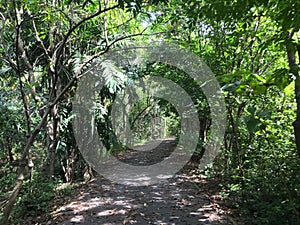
[247,106,256,115]
[245,117,261,133]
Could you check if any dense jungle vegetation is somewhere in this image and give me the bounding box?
[0,0,300,224]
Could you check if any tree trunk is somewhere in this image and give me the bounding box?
[44,69,61,177]
[45,104,60,176]
[293,118,300,158]
[0,167,25,225]
[286,38,300,158]
[0,108,51,224]
[293,66,300,159]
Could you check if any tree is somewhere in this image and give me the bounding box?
[149,0,300,223]
[201,0,300,157]
[152,0,300,157]
[0,0,162,223]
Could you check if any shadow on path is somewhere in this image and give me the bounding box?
[49,138,232,225]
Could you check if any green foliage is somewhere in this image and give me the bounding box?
[212,86,300,224]
[1,0,300,223]
[164,111,180,137]
[154,0,300,224]
[124,62,210,150]
[0,81,26,161]
[0,169,18,194]
[13,172,58,220]
[0,0,165,223]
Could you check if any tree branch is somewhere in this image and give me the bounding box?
[54,3,120,79]
[30,10,51,62]
[14,4,31,139]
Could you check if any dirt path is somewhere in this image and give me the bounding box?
[48,138,236,225]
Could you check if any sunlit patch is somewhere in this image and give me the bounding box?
[96,209,127,217]
[70,215,84,223]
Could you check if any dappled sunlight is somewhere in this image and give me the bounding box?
[96,209,127,217]
[51,175,227,224]
[70,215,84,223]
[55,196,135,215]
[49,139,229,224]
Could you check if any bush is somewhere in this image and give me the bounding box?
[12,172,58,221]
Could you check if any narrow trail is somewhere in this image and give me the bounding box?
[47,138,236,225]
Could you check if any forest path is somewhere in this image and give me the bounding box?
[48,138,236,225]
